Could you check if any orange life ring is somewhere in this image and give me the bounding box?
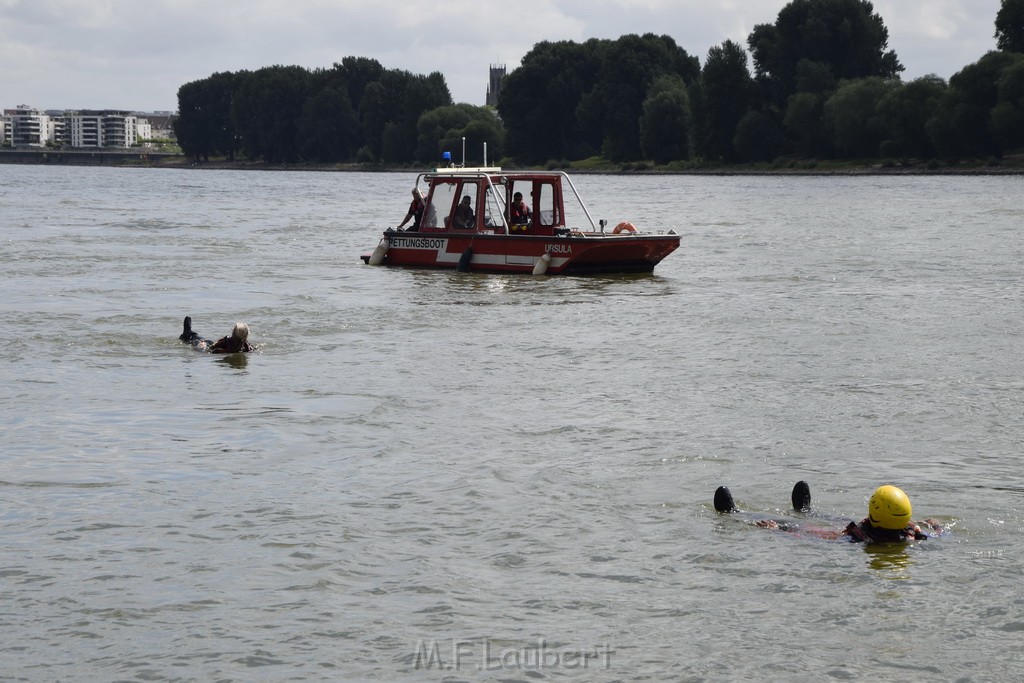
[612,221,637,234]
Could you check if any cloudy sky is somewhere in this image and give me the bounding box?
[0,0,1005,112]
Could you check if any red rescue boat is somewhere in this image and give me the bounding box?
[361,167,680,275]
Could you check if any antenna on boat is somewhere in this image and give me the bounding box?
[483,142,488,167]
[461,137,466,167]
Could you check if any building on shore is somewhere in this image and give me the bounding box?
[136,111,175,140]
[67,110,143,148]
[3,106,52,147]
[2,106,169,148]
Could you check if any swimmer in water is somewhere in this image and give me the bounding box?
[179,317,254,354]
[714,481,943,542]
[209,322,254,354]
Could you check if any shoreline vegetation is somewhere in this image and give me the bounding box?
[3,148,1024,176]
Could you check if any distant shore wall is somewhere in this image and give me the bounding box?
[0,148,182,166]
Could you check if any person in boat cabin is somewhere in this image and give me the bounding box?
[453,195,475,228]
[209,322,255,354]
[397,188,425,231]
[715,482,944,543]
[509,191,531,231]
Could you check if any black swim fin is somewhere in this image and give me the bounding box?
[714,486,737,513]
[179,316,195,341]
[179,315,210,347]
[791,480,811,511]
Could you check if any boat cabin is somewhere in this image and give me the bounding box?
[415,168,581,237]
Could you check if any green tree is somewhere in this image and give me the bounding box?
[175,79,212,161]
[783,92,830,157]
[500,35,697,163]
[733,111,786,162]
[877,75,947,160]
[360,69,452,162]
[929,51,1024,158]
[991,57,1024,152]
[232,66,313,163]
[318,57,387,113]
[175,71,243,162]
[580,34,700,161]
[499,39,605,163]
[793,58,837,94]
[461,116,505,164]
[297,87,361,162]
[748,0,903,107]
[415,103,504,164]
[695,40,753,161]
[824,77,900,157]
[996,0,1024,52]
[639,75,691,162]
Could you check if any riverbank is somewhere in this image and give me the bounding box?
[4,147,1024,175]
[0,148,182,167]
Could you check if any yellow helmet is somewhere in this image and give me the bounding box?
[868,485,912,530]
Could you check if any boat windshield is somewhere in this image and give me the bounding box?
[536,180,560,227]
[424,178,485,230]
[482,180,506,231]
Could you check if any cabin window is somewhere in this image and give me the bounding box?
[507,181,532,230]
[452,182,479,229]
[537,181,560,227]
[482,182,506,231]
[424,181,458,228]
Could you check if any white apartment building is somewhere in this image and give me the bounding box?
[2,106,157,148]
[68,110,140,148]
[4,106,51,146]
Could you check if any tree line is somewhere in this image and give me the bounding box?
[175,0,1024,167]
[174,57,503,164]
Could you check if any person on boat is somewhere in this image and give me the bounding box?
[397,188,425,231]
[509,191,530,231]
[209,322,255,354]
[714,482,943,543]
[453,195,475,229]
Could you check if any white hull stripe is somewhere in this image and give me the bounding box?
[390,238,571,269]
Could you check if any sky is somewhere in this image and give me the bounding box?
[0,0,1006,112]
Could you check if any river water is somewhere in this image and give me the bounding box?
[2,164,1023,681]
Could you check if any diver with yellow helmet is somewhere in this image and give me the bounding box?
[714,481,944,542]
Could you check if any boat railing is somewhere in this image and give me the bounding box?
[557,171,598,232]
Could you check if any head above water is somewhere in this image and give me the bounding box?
[461,196,471,204]
[868,485,912,530]
[231,322,249,341]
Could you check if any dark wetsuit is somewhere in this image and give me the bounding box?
[210,336,254,354]
[844,518,928,543]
